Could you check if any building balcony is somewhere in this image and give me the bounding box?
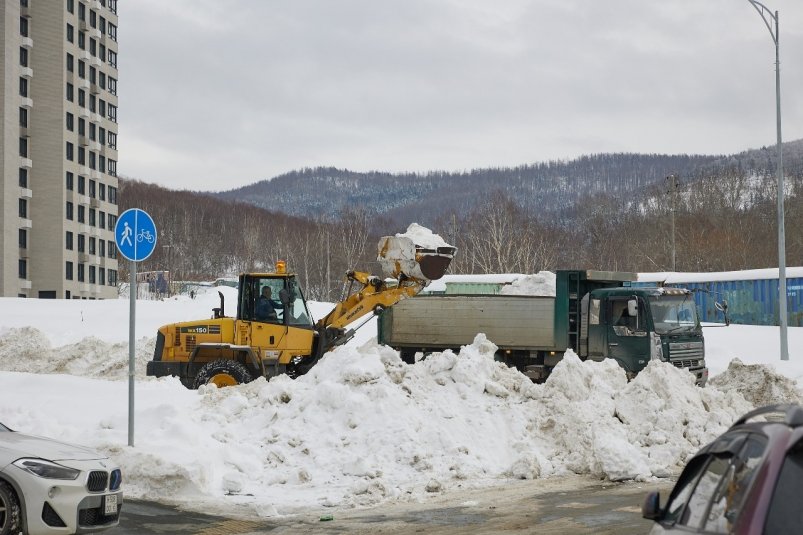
[21,37,33,48]
[79,78,90,89]
[79,135,89,146]
[19,187,32,199]
[80,20,88,32]
[20,157,32,169]
[19,126,29,137]
[90,82,99,95]
[78,107,90,119]
[20,218,32,229]
[77,194,90,205]
[20,67,33,78]
[20,97,33,108]
[78,252,89,262]
[20,280,32,290]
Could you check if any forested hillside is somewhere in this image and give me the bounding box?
[121,141,803,299]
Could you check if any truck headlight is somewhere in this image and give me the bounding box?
[650,332,664,361]
[14,459,80,480]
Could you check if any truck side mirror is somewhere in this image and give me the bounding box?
[715,300,730,326]
[627,299,638,318]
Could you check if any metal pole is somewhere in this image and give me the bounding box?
[747,1,787,360]
[128,260,136,446]
[774,11,788,361]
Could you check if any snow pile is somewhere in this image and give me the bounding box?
[397,223,452,249]
[499,271,556,296]
[709,358,803,406]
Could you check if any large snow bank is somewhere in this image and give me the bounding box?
[499,271,556,296]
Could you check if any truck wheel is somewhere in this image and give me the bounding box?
[0,481,21,535]
[400,350,416,365]
[193,360,254,388]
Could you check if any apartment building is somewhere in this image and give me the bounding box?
[1,0,119,299]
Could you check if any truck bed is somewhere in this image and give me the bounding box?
[379,294,557,350]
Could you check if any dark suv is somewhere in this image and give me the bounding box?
[642,404,803,534]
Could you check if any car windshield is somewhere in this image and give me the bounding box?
[650,294,699,334]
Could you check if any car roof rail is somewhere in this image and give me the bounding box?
[732,404,803,428]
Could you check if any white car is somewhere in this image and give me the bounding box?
[0,422,122,535]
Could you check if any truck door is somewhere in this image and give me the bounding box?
[605,296,650,374]
[586,296,607,361]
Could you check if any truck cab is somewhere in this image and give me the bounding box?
[582,286,708,385]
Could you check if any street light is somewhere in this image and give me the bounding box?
[747,0,788,361]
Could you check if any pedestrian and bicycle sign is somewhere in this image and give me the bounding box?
[115,208,157,262]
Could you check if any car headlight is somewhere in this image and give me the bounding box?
[13,459,80,480]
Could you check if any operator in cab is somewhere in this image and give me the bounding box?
[256,286,283,322]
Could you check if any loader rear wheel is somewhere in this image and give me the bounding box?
[193,359,254,389]
[0,481,21,535]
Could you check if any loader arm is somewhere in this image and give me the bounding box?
[316,270,425,331]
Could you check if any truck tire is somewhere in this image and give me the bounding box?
[193,359,254,389]
[0,481,21,535]
[400,349,416,365]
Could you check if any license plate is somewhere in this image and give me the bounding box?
[104,493,118,515]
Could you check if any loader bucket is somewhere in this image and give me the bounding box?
[377,236,456,281]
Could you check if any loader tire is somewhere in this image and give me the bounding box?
[0,480,21,535]
[400,349,416,365]
[193,359,254,389]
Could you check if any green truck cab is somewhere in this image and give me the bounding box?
[378,270,710,385]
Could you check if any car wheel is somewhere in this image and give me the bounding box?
[0,481,21,535]
[193,359,254,388]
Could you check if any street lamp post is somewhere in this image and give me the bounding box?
[747,0,788,361]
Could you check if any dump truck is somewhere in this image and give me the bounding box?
[147,229,456,388]
[378,270,716,385]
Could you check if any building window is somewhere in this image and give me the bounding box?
[89,208,96,226]
[99,268,105,286]
[20,16,29,37]
[66,171,74,190]
[67,0,75,14]
[89,179,96,198]
[108,49,117,68]
[98,43,106,62]
[78,175,85,194]
[89,265,96,284]
[108,22,117,41]
[108,0,117,14]
[108,131,117,149]
[66,82,74,102]
[89,151,96,170]
[99,127,106,145]
[19,137,27,158]
[78,60,85,79]
[89,66,96,84]
[19,77,28,97]
[78,146,85,165]
[89,94,96,113]
[66,142,74,161]
[66,23,74,43]
[78,205,85,223]
[78,31,85,50]
[67,53,74,72]
[66,201,74,220]
[99,211,106,230]
[90,9,96,28]
[19,259,27,280]
[78,2,86,21]
[77,234,85,252]
[19,229,27,249]
[19,47,28,67]
[89,122,96,141]
[99,16,106,33]
[66,261,74,281]
[109,269,117,286]
[98,99,106,117]
[66,112,74,131]
[78,118,85,136]
[99,238,106,257]
[20,107,28,128]
[78,88,86,107]
[108,187,117,205]
[19,199,27,218]
[99,183,106,201]
[108,77,117,95]
[89,237,96,255]
[99,71,106,90]
[66,231,74,250]
[19,168,28,188]
[99,155,106,173]
[77,263,85,282]
[108,214,117,229]
[108,159,117,177]
[107,240,116,259]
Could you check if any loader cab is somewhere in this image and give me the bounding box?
[238,272,314,328]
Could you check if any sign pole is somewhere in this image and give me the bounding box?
[128,260,136,447]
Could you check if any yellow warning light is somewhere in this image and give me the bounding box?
[275,260,287,274]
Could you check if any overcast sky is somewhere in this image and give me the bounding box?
[118,0,803,192]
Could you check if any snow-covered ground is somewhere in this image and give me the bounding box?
[0,286,801,518]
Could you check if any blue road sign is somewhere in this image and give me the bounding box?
[115,208,157,262]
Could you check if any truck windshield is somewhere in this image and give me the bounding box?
[285,278,314,327]
[649,295,699,334]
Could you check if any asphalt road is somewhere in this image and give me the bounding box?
[108,475,675,534]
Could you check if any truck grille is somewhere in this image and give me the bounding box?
[185,335,197,352]
[87,470,108,492]
[669,341,704,367]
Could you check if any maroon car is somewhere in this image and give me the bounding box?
[642,404,803,534]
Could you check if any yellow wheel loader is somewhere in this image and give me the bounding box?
[146,234,455,388]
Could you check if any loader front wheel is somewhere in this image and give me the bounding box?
[193,359,254,389]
